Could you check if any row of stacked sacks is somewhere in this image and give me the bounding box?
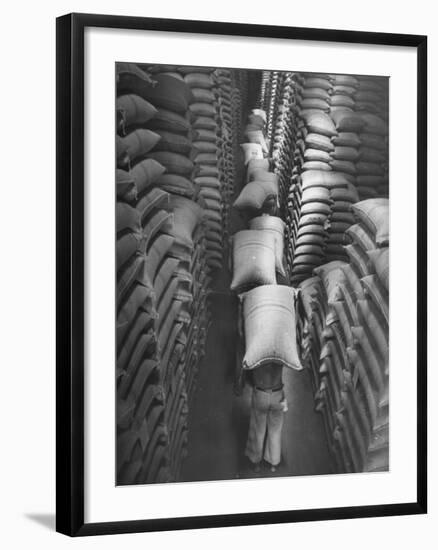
[297,198,389,473]
[287,73,388,284]
[267,74,302,274]
[116,63,219,483]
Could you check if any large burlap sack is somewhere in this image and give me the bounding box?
[189,102,216,117]
[301,170,351,190]
[301,161,332,172]
[247,158,270,180]
[155,174,195,198]
[367,248,389,290]
[191,87,216,103]
[359,113,388,135]
[147,108,191,135]
[313,261,347,302]
[136,73,193,113]
[301,87,331,100]
[241,143,264,165]
[117,169,136,202]
[116,62,156,93]
[146,151,194,176]
[331,146,360,162]
[358,146,386,163]
[361,274,389,324]
[330,183,359,202]
[136,188,169,224]
[192,140,218,154]
[359,133,387,150]
[331,109,366,132]
[303,77,333,90]
[346,223,377,251]
[151,130,193,155]
[332,84,356,96]
[245,129,269,154]
[184,73,214,89]
[302,111,337,137]
[332,132,361,148]
[331,74,359,88]
[120,129,161,163]
[330,94,355,109]
[356,161,385,176]
[300,201,331,216]
[193,128,217,142]
[230,230,276,291]
[241,285,303,370]
[248,170,278,186]
[301,186,332,205]
[329,159,357,175]
[233,181,277,211]
[167,195,203,248]
[304,148,332,163]
[117,202,141,235]
[192,116,218,131]
[352,199,389,246]
[145,234,175,282]
[247,113,266,128]
[357,299,388,360]
[305,133,335,152]
[194,176,221,189]
[300,98,330,111]
[249,215,286,276]
[251,109,267,123]
[117,94,158,128]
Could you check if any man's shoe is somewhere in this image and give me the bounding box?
[253,462,261,473]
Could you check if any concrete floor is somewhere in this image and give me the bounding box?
[181,284,334,483]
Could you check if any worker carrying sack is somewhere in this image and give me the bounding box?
[241,143,264,165]
[302,111,337,137]
[241,285,303,371]
[233,180,277,211]
[230,230,277,291]
[249,215,287,277]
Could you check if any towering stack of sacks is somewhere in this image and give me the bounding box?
[262,72,390,286]
[266,73,301,274]
[297,198,389,473]
[184,67,224,272]
[355,76,389,200]
[117,62,239,484]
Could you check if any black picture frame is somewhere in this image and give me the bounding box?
[56,12,427,537]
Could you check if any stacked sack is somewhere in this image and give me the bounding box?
[116,63,174,485]
[297,198,389,473]
[116,62,215,483]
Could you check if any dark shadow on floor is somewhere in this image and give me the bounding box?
[25,513,56,531]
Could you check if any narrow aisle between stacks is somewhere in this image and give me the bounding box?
[181,277,334,482]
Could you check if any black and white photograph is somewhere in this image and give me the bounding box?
[115,63,390,486]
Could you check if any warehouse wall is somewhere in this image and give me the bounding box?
[2,1,435,550]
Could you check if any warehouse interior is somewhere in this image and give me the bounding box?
[116,65,389,484]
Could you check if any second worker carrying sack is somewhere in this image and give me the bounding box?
[230,230,277,291]
[241,285,303,370]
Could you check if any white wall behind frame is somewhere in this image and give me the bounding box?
[0,1,434,550]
